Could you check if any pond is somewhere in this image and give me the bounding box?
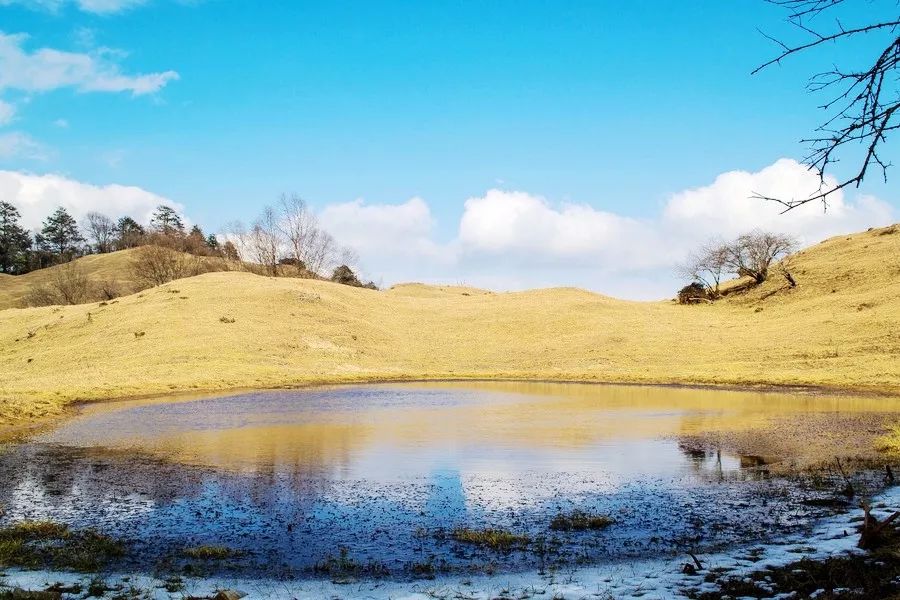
[0,382,896,579]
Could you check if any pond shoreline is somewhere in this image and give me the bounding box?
[3,381,900,598]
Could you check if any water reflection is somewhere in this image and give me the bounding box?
[37,382,892,473]
[0,382,891,577]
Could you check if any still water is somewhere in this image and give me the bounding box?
[0,382,894,577]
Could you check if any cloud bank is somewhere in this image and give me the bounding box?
[2,159,894,299]
[323,159,895,298]
[0,170,183,230]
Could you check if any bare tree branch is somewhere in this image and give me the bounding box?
[754,0,900,209]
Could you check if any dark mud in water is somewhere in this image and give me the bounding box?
[0,382,894,579]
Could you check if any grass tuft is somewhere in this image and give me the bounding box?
[450,527,530,551]
[0,520,124,572]
[181,545,236,560]
[549,510,614,532]
[876,426,900,454]
[313,547,390,579]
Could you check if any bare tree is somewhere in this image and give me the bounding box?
[723,230,798,283]
[301,227,338,275]
[277,194,339,276]
[677,240,729,297]
[248,206,283,276]
[677,231,799,299]
[84,212,116,254]
[753,0,900,210]
[227,196,354,278]
[278,194,314,271]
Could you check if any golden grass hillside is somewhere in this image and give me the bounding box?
[0,250,143,309]
[0,249,236,310]
[1,224,898,427]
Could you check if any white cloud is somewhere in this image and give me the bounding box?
[0,0,147,14]
[318,159,896,299]
[0,132,46,160]
[321,197,451,261]
[661,158,894,244]
[52,118,68,128]
[0,32,178,96]
[456,160,892,275]
[458,189,666,269]
[0,170,184,230]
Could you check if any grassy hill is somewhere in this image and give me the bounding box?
[1,224,898,427]
[0,250,144,310]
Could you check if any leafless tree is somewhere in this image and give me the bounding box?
[277,194,340,276]
[753,0,900,210]
[84,212,116,254]
[677,231,798,297]
[677,240,729,297]
[247,206,283,276]
[227,197,355,278]
[723,230,798,283]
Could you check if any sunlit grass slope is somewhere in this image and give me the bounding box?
[1,224,898,426]
[0,250,143,310]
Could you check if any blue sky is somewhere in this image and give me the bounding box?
[0,0,896,297]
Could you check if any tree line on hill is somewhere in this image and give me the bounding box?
[0,197,376,307]
[0,201,235,275]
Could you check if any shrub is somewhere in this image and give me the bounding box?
[94,278,123,301]
[130,245,204,287]
[23,263,92,307]
[677,282,710,304]
[331,265,377,289]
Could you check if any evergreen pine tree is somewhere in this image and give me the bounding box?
[149,205,184,235]
[40,206,84,261]
[0,201,32,274]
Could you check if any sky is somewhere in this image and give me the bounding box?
[0,0,896,298]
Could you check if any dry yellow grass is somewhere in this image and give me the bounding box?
[1,224,898,427]
[0,250,144,310]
